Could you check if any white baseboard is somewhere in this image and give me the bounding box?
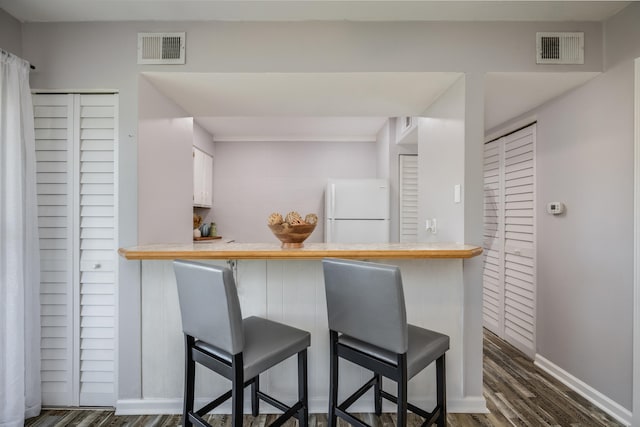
[116,396,487,416]
[534,354,632,426]
[447,396,489,414]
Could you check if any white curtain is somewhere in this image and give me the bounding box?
[0,50,41,426]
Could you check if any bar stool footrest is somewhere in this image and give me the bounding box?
[190,379,305,427]
[268,401,305,427]
[256,391,291,413]
[189,412,213,427]
[379,390,442,425]
[334,379,442,427]
[335,408,371,427]
[195,390,232,417]
[337,375,378,412]
[255,390,306,426]
[194,378,257,417]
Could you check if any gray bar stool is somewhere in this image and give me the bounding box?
[174,260,311,427]
[322,258,449,427]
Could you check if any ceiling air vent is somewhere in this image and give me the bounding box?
[536,32,584,65]
[138,32,185,65]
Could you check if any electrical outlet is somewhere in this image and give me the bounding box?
[425,218,437,234]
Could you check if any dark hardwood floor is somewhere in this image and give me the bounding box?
[25,330,624,427]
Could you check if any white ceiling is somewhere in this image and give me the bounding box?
[198,116,390,142]
[144,71,601,140]
[143,72,462,139]
[143,72,462,116]
[0,0,630,23]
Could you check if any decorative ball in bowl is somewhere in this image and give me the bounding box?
[267,211,318,248]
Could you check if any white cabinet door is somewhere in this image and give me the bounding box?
[193,147,212,207]
[482,123,537,358]
[202,151,212,206]
[34,93,118,407]
[193,147,204,206]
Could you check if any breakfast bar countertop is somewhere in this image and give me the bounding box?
[119,240,487,413]
[118,241,483,260]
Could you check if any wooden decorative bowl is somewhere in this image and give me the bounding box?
[268,223,316,248]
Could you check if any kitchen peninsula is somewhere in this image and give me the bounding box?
[117,241,486,415]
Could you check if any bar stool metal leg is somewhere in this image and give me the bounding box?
[437,355,447,427]
[251,376,260,417]
[328,331,339,427]
[397,354,408,427]
[298,350,309,427]
[374,374,382,416]
[231,354,244,427]
[184,335,196,427]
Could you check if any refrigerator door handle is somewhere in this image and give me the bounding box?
[325,183,336,243]
[330,183,336,219]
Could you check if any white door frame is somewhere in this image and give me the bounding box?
[633,57,640,425]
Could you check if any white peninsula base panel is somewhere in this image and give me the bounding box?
[117,258,487,415]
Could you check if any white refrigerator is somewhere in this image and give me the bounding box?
[325,178,390,243]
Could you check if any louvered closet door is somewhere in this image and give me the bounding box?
[482,140,504,335]
[34,93,118,407]
[78,94,117,406]
[34,94,75,405]
[482,124,536,358]
[399,154,418,242]
[502,125,536,357]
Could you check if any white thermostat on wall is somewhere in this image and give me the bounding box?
[546,202,565,215]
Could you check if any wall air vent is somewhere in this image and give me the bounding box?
[138,32,185,65]
[536,32,584,65]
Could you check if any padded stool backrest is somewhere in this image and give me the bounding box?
[174,260,244,355]
[322,258,408,354]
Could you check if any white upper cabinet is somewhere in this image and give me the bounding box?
[193,147,213,207]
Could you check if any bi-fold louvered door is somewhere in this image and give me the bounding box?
[34,93,118,406]
[399,154,418,243]
[482,123,536,358]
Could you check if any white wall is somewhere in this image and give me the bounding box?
[139,79,219,241]
[193,121,215,156]
[536,62,633,411]
[16,15,609,406]
[604,3,640,70]
[0,8,22,56]
[138,76,194,244]
[419,77,465,243]
[377,119,420,242]
[212,140,376,242]
[535,4,638,411]
[417,75,486,396]
[376,120,391,180]
[462,72,486,397]
[482,3,640,414]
